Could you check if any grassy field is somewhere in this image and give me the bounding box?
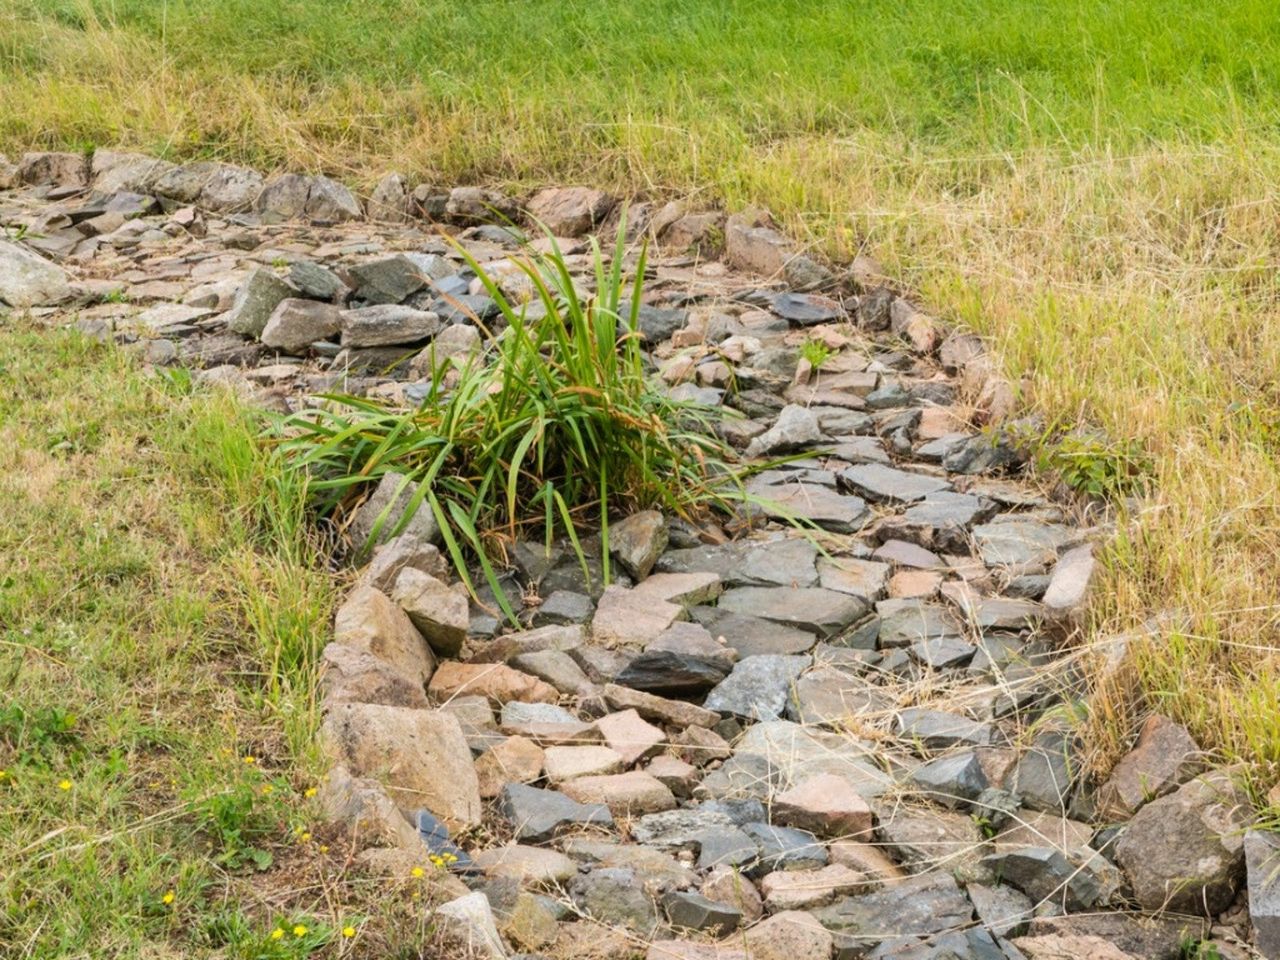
[0,329,457,958]
[1,0,1279,882]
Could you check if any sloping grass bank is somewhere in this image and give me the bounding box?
[2,0,1278,780]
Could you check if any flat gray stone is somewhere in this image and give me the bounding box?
[499,783,613,844]
[260,297,341,353]
[718,586,866,638]
[340,304,441,347]
[704,655,809,721]
[838,463,951,504]
[980,846,1122,911]
[225,267,293,337]
[908,752,989,808]
[741,822,828,877]
[973,520,1073,572]
[349,254,427,304]
[569,867,659,936]
[746,476,869,533]
[877,600,964,648]
[0,240,72,308]
[896,708,995,749]
[691,607,817,657]
[662,890,741,936]
[811,872,974,942]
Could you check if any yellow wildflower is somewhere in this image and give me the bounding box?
[300,832,312,842]
[58,779,72,791]
[342,926,356,938]
[410,866,425,878]
[293,925,307,937]
[242,756,256,765]
[270,929,284,940]
[318,844,329,854]
[304,787,317,798]
[260,784,273,795]
[162,890,175,905]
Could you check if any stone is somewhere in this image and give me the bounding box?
[745,476,869,533]
[670,725,733,766]
[305,175,362,221]
[498,783,613,843]
[908,751,989,808]
[742,822,828,876]
[692,607,818,657]
[510,648,594,696]
[895,708,994,749]
[430,662,559,707]
[1115,770,1254,915]
[446,186,519,224]
[527,187,613,236]
[872,539,943,570]
[1023,914,1208,960]
[532,590,595,626]
[877,600,963,649]
[838,463,951,504]
[561,770,677,816]
[348,471,440,552]
[591,585,683,648]
[983,845,1123,911]
[699,866,764,925]
[966,882,1032,938]
[259,297,342,353]
[718,586,865,638]
[1096,714,1203,819]
[18,151,87,187]
[617,622,736,695]
[818,558,891,604]
[288,260,347,300]
[225,267,293,337]
[195,162,264,212]
[544,745,625,783]
[662,890,741,936]
[1042,543,1096,619]
[811,872,974,943]
[876,805,991,882]
[828,842,906,885]
[724,213,792,277]
[943,429,1023,475]
[659,539,820,589]
[348,255,427,304]
[340,304,440,346]
[993,811,1093,853]
[787,665,892,726]
[434,891,507,960]
[332,585,435,689]
[1010,934,1139,960]
[0,241,72,308]
[973,520,1072,573]
[1246,830,1280,960]
[1009,730,1076,813]
[360,534,449,593]
[741,910,836,960]
[321,643,429,708]
[254,173,311,220]
[596,709,664,766]
[609,510,667,580]
[475,736,545,798]
[603,684,720,728]
[647,755,699,798]
[501,892,558,951]
[321,702,482,829]
[732,720,896,798]
[774,774,874,839]
[569,867,660,935]
[390,568,468,657]
[762,864,868,910]
[772,292,843,325]
[745,405,823,457]
[369,172,411,222]
[703,654,809,721]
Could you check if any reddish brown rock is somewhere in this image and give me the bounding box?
[774,773,874,839]
[474,735,545,798]
[560,770,677,816]
[1096,714,1203,819]
[429,662,559,706]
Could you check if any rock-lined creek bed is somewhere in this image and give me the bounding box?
[2,150,1278,960]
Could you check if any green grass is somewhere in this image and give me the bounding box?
[0,326,407,957]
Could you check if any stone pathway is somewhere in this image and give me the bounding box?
[2,151,1275,960]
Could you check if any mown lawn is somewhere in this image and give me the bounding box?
[1,0,1279,908]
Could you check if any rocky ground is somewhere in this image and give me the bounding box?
[2,150,1278,960]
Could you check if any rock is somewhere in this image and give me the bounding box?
[1009,730,1076,813]
[771,292,843,325]
[692,607,818,657]
[340,304,440,346]
[1023,914,1208,960]
[966,882,1032,938]
[348,471,440,552]
[603,684,720,728]
[390,568,468,657]
[434,891,508,960]
[877,805,991,881]
[321,702,482,829]
[895,708,994,749]
[569,867,660,935]
[732,720,896,799]
[318,763,420,850]
[828,842,907,886]
[563,837,698,890]
[1011,934,1139,960]
[745,476,869,534]
[838,464,951,504]
[368,172,411,222]
[745,405,823,457]
[973,520,1072,573]
[510,648,594,696]
[446,186,519,224]
[811,872,974,943]
[1115,770,1254,915]
[742,822,828,876]
[741,910,835,960]
[561,770,677,816]
[348,255,427,304]
[501,892,559,951]
[430,662,559,707]
[471,844,578,886]
[1247,830,1280,960]
[818,558,891,604]
[18,151,87,187]
[544,745,625,783]
[305,175,362,221]
[332,584,435,688]
[993,811,1093,852]
[591,585,683,648]
[647,755,700,798]
[703,654,809,721]
[287,259,347,300]
[527,187,613,237]
[762,863,868,910]
[259,297,341,353]
[1041,543,1096,620]
[321,643,429,708]
[908,752,989,808]
[981,846,1122,911]
[774,774,874,839]
[499,783,613,843]
[662,890,741,936]
[671,725,733,766]
[646,942,748,960]
[609,510,667,580]
[475,736,545,798]
[718,586,865,638]
[595,709,665,766]
[616,628,733,697]
[0,240,72,308]
[1096,714,1203,819]
[193,162,264,212]
[225,267,293,338]
[702,866,764,924]
[360,533,449,593]
[531,589,594,626]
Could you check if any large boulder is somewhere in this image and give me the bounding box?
[0,240,72,308]
[332,585,435,689]
[17,151,87,188]
[321,702,482,829]
[1115,769,1254,914]
[259,298,342,353]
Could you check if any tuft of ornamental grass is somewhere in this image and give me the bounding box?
[273,219,746,617]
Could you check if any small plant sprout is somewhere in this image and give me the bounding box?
[800,337,835,371]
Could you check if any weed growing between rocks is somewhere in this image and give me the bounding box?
[275,223,749,615]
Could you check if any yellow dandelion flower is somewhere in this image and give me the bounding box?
[260,784,273,795]
[410,866,425,878]
[342,926,356,938]
[304,787,317,798]
[162,890,175,905]
[270,929,284,940]
[300,832,312,842]
[292,925,308,937]
[0,769,7,780]
[318,844,329,854]
[242,756,256,765]
[58,779,72,791]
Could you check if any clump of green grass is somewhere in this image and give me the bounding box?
[274,222,745,614]
[799,337,835,371]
